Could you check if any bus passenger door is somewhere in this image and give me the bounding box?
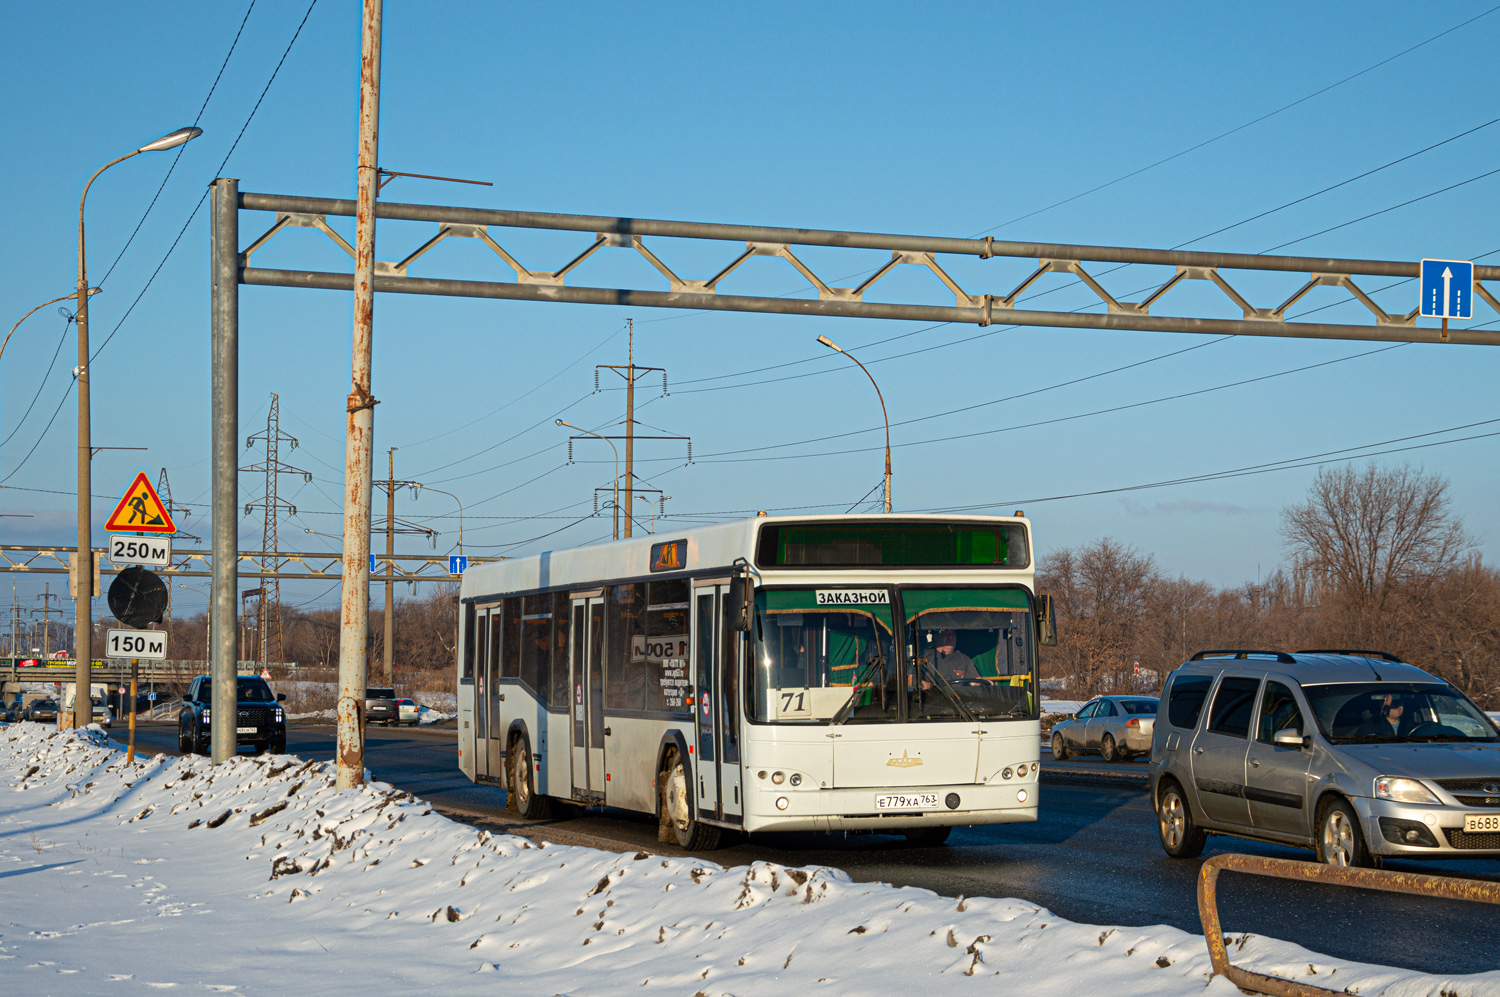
[692,586,719,818]
[570,595,606,800]
[474,609,491,780]
[716,585,743,821]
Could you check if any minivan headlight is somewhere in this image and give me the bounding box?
[1374,776,1439,805]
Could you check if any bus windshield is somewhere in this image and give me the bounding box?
[748,591,896,724]
[747,587,1036,724]
[904,588,1035,721]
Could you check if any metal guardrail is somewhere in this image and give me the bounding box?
[1197,853,1500,996]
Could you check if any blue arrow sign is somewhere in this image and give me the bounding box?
[369,553,377,573]
[449,554,468,575]
[1420,258,1472,320]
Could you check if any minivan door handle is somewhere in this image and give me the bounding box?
[1248,758,1260,767]
[1193,747,1204,755]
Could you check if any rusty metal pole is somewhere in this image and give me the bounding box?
[126,658,137,764]
[335,0,382,790]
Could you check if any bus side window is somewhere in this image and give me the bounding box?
[461,604,475,681]
[550,592,571,707]
[606,583,646,710]
[501,598,521,678]
[696,592,715,761]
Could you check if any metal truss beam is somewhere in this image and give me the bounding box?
[235,191,1500,347]
[0,546,493,582]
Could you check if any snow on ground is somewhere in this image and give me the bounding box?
[0,724,1493,996]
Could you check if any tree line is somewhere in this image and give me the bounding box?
[1039,464,1500,709]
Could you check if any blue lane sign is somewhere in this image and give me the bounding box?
[449,554,468,575]
[1420,258,1472,320]
[369,553,376,573]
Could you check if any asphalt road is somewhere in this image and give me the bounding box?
[120,721,1500,976]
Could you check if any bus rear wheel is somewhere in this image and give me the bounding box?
[663,755,721,851]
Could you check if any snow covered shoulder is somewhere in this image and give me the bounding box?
[0,725,1490,995]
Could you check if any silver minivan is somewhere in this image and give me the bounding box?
[1150,649,1500,866]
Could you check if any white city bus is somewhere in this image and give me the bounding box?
[455,514,1054,848]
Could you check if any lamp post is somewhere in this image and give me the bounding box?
[72,126,203,728]
[413,484,464,555]
[557,419,619,540]
[817,335,892,514]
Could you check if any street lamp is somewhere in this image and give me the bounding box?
[817,335,892,513]
[412,484,464,555]
[636,493,668,534]
[557,419,619,540]
[72,126,203,728]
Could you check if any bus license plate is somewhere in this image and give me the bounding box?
[1464,814,1500,833]
[876,792,939,810]
[237,726,256,734]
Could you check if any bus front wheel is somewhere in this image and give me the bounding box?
[663,755,721,851]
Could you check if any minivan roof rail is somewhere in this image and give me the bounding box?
[1189,649,1297,664]
[1293,648,1404,663]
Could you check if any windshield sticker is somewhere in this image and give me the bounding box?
[815,589,889,606]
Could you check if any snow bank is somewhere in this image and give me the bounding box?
[285,705,454,724]
[0,723,1493,995]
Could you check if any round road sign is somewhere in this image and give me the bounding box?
[107,566,168,629]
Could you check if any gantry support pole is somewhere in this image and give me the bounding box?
[210,177,240,763]
[336,0,382,789]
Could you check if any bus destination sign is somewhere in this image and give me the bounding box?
[815,589,889,606]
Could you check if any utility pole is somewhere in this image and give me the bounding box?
[336,0,382,789]
[34,584,63,659]
[241,393,310,671]
[586,319,691,538]
[371,448,426,688]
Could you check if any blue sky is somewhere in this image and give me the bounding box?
[4,2,1500,620]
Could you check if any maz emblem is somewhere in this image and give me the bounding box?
[886,750,923,768]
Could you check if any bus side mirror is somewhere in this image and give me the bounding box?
[728,575,752,632]
[1037,591,1058,647]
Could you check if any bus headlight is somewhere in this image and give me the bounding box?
[1001,767,1013,780]
[789,773,802,787]
[771,771,785,784]
[1017,789,1029,803]
[775,796,790,811]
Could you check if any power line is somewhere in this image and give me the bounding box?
[969,4,1500,237]
[1,313,72,449]
[90,0,320,364]
[96,0,258,288]
[0,376,76,484]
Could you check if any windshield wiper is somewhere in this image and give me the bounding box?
[914,657,976,723]
[831,652,887,726]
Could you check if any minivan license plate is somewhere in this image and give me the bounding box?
[1464,814,1500,833]
[236,726,256,734]
[876,792,939,810]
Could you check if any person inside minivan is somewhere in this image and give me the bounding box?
[1358,693,1412,738]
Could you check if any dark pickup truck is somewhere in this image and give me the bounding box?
[178,674,287,755]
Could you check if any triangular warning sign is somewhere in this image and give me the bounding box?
[104,472,176,534]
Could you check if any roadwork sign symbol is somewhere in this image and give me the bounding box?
[103,472,176,534]
[1420,258,1473,320]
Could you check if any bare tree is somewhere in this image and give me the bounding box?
[1280,464,1471,644]
[1038,538,1158,696]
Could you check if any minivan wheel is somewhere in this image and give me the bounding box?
[1317,798,1376,868]
[1050,731,1068,762]
[1100,733,1119,763]
[1157,780,1206,858]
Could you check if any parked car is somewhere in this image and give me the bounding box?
[364,687,411,726]
[1050,696,1158,762]
[178,675,287,755]
[1151,649,1500,867]
[24,699,59,722]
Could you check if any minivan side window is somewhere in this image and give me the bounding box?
[1257,681,1305,743]
[1208,677,1261,738]
[1166,675,1212,729]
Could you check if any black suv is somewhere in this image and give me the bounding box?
[178,675,287,755]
